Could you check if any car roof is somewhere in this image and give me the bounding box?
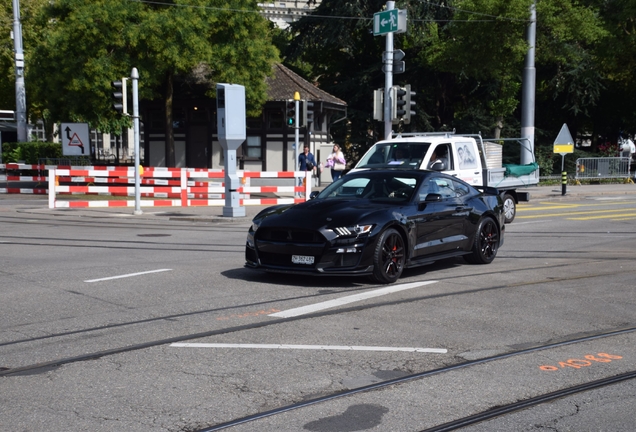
[373,134,477,145]
[344,169,456,181]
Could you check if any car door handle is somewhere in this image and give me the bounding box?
[455,206,472,212]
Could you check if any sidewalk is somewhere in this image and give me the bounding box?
[2,182,636,223]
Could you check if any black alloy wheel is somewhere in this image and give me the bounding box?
[372,228,406,284]
[465,217,499,264]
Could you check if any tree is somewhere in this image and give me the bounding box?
[585,0,636,142]
[0,0,49,128]
[286,0,619,161]
[25,0,278,165]
[420,0,533,138]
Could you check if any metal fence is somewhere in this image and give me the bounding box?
[38,157,92,166]
[575,157,631,180]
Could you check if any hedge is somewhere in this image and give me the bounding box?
[1,142,63,164]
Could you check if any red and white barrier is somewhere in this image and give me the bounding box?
[45,167,312,209]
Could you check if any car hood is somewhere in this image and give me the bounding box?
[256,199,399,230]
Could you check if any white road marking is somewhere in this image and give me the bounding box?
[84,268,172,283]
[507,220,551,226]
[171,343,447,354]
[269,280,438,318]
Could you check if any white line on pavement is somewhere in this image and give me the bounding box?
[84,268,172,283]
[171,343,447,354]
[269,280,438,318]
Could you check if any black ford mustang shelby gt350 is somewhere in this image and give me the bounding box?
[245,170,505,284]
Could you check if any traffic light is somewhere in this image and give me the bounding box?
[301,100,314,127]
[111,79,127,114]
[390,85,406,123]
[403,84,416,124]
[390,85,416,124]
[286,99,295,127]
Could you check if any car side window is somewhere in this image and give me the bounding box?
[426,177,470,199]
[451,179,471,197]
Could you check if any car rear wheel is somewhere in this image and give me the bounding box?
[465,217,499,264]
[502,193,516,223]
[372,228,405,284]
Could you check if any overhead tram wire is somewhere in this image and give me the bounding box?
[125,0,527,23]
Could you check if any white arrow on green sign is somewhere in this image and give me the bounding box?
[374,9,407,36]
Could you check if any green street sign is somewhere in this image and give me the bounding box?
[373,9,407,36]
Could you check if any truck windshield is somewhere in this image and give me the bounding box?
[356,142,431,169]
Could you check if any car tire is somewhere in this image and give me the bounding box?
[371,228,405,284]
[502,193,516,224]
[464,217,499,264]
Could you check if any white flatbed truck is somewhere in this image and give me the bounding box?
[352,132,540,223]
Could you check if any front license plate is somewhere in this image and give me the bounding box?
[292,255,314,265]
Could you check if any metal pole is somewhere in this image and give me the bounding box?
[561,156,567,196]
[294,92,300,193]
[132,68,142,215]
[520,0,536,165]
[12,0,28,142]
[383,1,395,141]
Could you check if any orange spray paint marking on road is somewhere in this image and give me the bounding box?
[539,353,622,371]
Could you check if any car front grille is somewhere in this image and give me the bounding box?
[256,227,324,243]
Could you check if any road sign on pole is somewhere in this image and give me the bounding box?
[553,123,574,154]
[373,9,406,36]
[61,123,89,156]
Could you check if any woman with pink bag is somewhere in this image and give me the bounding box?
[324,144,346,181]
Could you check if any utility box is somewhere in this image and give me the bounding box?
[217,84,246,145]
[216,84,246,217]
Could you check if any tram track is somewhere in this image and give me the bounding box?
[2,267,634,377]
[2,200,636,431]
[0,261,617,349]
[420,369,636,432]
[193,326,636,431]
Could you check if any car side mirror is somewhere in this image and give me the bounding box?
[418,193,441,211]
[309,191,320,200]
[430,161,445,171]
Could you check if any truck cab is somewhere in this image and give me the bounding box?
[354,134,483,185]
[353,132,540,223]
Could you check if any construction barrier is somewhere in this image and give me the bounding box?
[575,157,631,181]
[42,166,312,209]
[1,163,314,208]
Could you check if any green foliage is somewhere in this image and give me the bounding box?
[1,142,62,164]
[11,0,278,133]
[284,0,630,160]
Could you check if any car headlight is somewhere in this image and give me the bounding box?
[251,220,261,233]
[333,224,374,237]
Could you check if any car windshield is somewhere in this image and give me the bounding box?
[316,173,420,202]
[356,142,431,169]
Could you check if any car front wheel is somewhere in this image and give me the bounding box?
[465,217,499,264]
[371,228,405,284]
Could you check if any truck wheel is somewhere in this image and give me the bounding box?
[371,228,405,284]
[502,193,516,224]
[465,217,499,264]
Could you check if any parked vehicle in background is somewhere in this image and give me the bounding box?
[245,170,505,284]
[353,132,540,223]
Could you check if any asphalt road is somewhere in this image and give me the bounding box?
[1,188,635,432]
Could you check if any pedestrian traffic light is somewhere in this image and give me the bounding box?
[286,99,295,127]
[111,79,127,114]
